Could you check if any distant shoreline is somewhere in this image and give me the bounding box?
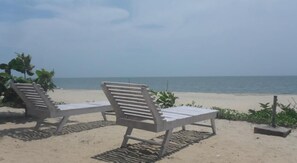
[54,89,297,96]
[53,76,297,94]
[53,88,297,96]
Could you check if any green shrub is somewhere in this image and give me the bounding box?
[181,101,203,108]
[35,69,56,92]
[181,101,249,121]
[277,103,297,127]
[151,90,178,108]
[213,107,249,121]
[246,103,273,124]
[182,100,297,128]
[212,102,297,128]
[0,53,56,108]
[0,77,31,107]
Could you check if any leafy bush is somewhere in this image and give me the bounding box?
[0,53,56,108]
[182,101,203,108]
[0,76,31,107]
[246,102,297,127]
[212,102,297,128]
[277,103,297,127]
[246,103,273,124]
[35,69,56,92]
[213,107,249,121]
[151,90,178,108]
[183,100,297,128]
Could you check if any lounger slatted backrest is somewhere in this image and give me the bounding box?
[10,81,57,117]
[101,82,165,125]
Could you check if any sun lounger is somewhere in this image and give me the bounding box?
[11,81,112,133]
[101,81,218,156]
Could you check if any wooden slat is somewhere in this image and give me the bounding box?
[24,95,40,99]
[26,97,43,101]
[118,103,149,110]
[30,99,44,103]
[162,112,190,120]
[34,104,47,108]
[110,90,143,96]
[20,91,36,94]
[118,101,148,107]
[106,84,140,88]
[32,100,46,105]
[162,107,214,116]
[111,93,144,99]
[108,87,141,92]
[15,83,33,86]
[16,86,34,89]
[19,89,37,93]
[21,89,37,92]
[105,82,146,87]
[114,96,145,102]
[115,98,147,105]
[118,102,149,108]
[120,106,151,113]
[124,113,154,120]
[24,93,39,96]
[122,109,153,116]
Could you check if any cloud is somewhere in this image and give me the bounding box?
[1,0,297,77]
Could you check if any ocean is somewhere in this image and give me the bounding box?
[53,76,297,94]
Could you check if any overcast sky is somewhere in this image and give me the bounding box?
[1,0,297,78]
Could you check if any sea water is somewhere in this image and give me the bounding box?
[53,76,297,94]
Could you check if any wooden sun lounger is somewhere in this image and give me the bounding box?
[11,81,112,133]
[101,81,218,156]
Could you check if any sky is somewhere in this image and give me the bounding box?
[0,0,297,78]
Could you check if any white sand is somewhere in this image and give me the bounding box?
[175,92,297,112]
[0,89,296,163]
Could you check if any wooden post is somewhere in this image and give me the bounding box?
[271,96,277,128]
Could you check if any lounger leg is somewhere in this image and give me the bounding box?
[101,112,107,121]
[55,116,69,134]
[211,118,216,134]
[121,127,133,147]
[34,118,44,130]
[159,129,173,157]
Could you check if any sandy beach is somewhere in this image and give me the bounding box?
[1,89,297,163]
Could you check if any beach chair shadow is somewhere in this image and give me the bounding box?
[0,120,115,141]
[92,130,214,162]
[10,81,113,134]
[0,112,36,124]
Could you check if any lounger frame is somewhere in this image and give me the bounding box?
[101,81,218,156]
[11,81,112,133]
